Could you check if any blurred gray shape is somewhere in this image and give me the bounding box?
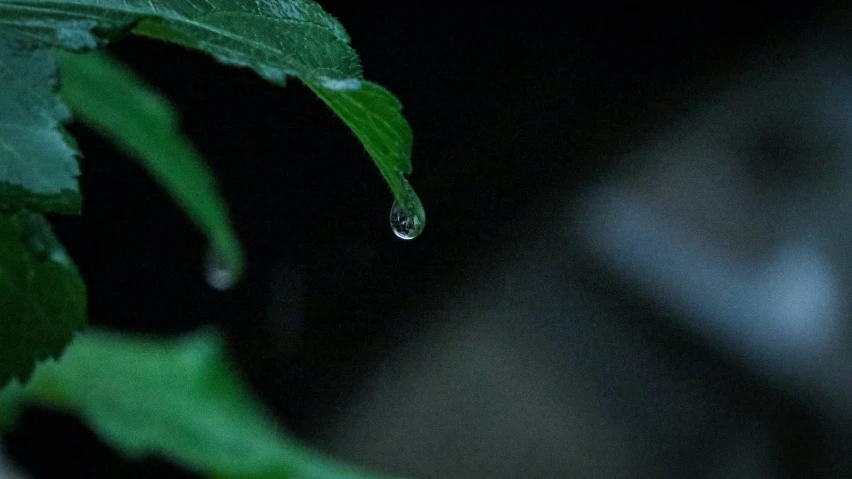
[575,45,852,420]
[322,238,777,478]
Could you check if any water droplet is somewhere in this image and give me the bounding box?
[204,248,235,291]
[389,180,426,240]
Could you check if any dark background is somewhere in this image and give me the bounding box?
[6,1,852,477]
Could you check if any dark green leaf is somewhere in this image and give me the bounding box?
[0,34,80,214]
[0,0,421,222]
[6,329,396,479]
[57,51,244,279]
[306,81,414,208]
[0,211,85,386]
[0,0,359,77]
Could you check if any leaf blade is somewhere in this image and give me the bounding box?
[0,33,81,214]
[7,329,397,479]
[0,211,86,386]
[306,80,414,203]
[0,0,421,224]
[56,50,245,279]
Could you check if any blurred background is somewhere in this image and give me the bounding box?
[6,1,852,477]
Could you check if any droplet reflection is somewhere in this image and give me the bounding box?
[389,180,426,240]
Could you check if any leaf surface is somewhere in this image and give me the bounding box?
[0,0,420,215]
[0,211,85,385]
[3,329,396,479]
[0,34,80,214]
[57,51,244,279]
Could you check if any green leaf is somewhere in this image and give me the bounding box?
[5,329,396,479]
[0,0,422,223]
[0,34,81,214]
[56,50,244,280]
[0,211,86,386]
[0,0,360,77]
[305,81,414,209]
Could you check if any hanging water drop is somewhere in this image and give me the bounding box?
[389,179,426,240]
[204,247,235,291]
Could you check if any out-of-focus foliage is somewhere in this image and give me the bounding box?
[57,51,244,278]
[1,329,396,479]
[0,212,85,385]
